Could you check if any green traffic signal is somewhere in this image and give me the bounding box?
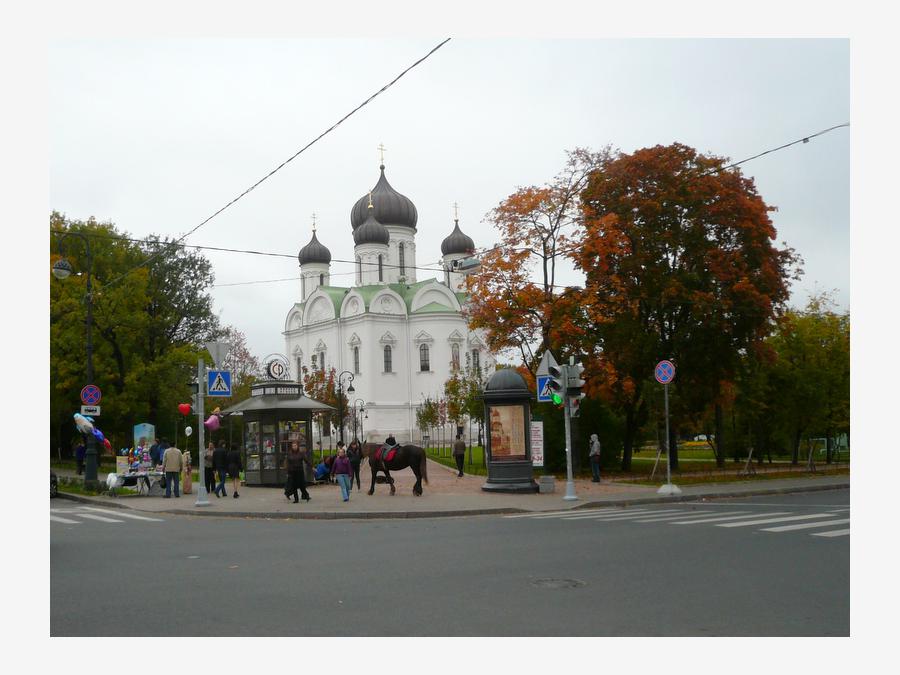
[551,391,563,405]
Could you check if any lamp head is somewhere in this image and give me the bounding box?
[52,258,74,280]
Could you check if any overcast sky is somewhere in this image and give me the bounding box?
[49,38,850,361]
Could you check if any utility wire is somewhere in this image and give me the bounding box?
[99,37,452,292]
[55,121,846,290]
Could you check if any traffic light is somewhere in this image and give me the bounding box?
[567,362,586,417]
[547,364,567,406]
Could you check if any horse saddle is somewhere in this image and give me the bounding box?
[375,444,399,464]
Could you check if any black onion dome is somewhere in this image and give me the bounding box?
[298,231,331,265]
[441,221,475,256]
[350,165,418,230]
[353,208,390,246]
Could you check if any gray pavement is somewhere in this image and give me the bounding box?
[54,458,850,519]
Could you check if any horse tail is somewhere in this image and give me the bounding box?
[419,446,429,485]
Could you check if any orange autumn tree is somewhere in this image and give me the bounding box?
[465,147,609,373]
[572,143,800,470]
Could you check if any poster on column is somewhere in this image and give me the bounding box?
[530,421,544,467]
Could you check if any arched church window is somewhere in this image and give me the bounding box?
[451,344,460,371]
[320,273,324,286]
[378,255,383,282]
[383,345,393,373]
[301,275,306,298]
[356,256,362,284]
[353,346,360,374]
[472,349,480,374]
[399,243,405,276]
[420,344,430,372]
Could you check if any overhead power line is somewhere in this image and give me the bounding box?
[100,37,452,292]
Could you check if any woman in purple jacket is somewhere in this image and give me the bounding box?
[331,448,353,502]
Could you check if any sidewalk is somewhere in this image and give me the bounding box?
[54,459,849,519]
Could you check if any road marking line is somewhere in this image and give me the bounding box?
[633,511,748,523]
[564,509,689,520]
[78,507,164,522]
[73,513,124,523]
[812,529,850,538]
[716,513,838,528]
[761,518,850,532]
[50,515,81,524]
[671,512,793,525]
[506,508,618,519]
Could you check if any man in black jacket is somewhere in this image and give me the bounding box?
[212,440,229,497]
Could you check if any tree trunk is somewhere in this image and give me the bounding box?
[791,427,801,465]
[714,404,725,468]
[826,430,833,464]
[668,423,679,471]
[621,406,636,472]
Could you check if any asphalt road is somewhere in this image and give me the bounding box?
[50,490,849,636]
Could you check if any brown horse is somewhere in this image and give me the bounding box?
[363,443,429,496]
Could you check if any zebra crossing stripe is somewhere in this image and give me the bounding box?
[716,513,838,528]
[812,529,850,538]
[761,518,850,533]
[79,507,164,522]
[633,510,748,523]
[670,512,792,525]
[559,509,668,520]
[524,508,623,519]
[50,515,81,524]
[505,508,616,519]
[73,513,124,523]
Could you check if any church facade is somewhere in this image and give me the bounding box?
[282,161,495,445]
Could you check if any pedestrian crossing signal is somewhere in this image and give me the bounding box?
[548,365,566,406]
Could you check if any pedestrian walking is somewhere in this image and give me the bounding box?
[452,434,466,477]
[212,440,228,497]
[284,441,311,503]
[75,442,86,475]
[589,433,602,482]
[182,447,193,494]
[227,443,242,499]
[347,438,362,490]
[203,442,216,495]
[162,443,183,498]
[331,447,353,502]
[158,440,170,491]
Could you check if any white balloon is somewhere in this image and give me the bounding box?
[185,426,193,437]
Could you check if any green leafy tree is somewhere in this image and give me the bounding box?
[50,212,220,455]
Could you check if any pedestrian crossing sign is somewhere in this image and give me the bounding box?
[537,375,552,402]
[207,370,232,397]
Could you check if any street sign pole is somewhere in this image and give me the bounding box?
[655,359,681,496]
[195,357,210,507]
[563,387,578,501]
[664,382,671,488]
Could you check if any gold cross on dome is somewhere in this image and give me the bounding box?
[368,191,374,208]
[453,202,459,221]
[311,212,317,232]
[378,143,386,164]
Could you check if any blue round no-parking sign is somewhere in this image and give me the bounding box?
[654,360,675,385]
[80,384,102,405]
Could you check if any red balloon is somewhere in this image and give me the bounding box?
[178,403,192,416]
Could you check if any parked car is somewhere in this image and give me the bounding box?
[51,470,58,498]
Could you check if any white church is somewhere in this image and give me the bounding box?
[282,159,496,445]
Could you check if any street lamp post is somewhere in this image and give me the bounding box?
[52,230,99,489]
[336,371,355,445]
[353,398,366,442]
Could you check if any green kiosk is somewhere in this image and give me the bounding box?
[220,379,332,487]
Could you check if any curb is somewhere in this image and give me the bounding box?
[56,480,848,520]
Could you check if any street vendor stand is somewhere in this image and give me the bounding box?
[219,380,332,487]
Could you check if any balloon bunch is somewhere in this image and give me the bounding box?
[73,412,112,451]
